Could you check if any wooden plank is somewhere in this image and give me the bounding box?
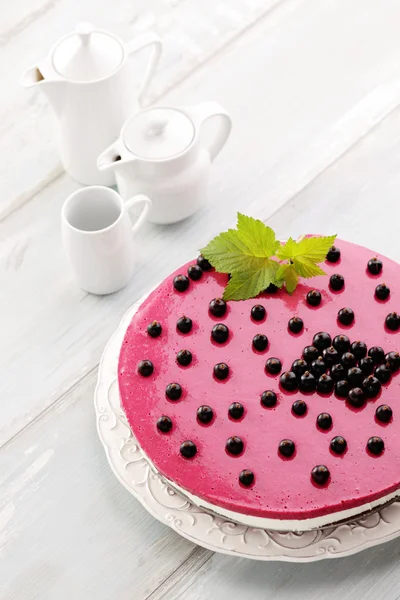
[0,369,198,600]
[151,540,400,600]
[267,105,400,261]
[0,0,280,219]
[4,0,400,444]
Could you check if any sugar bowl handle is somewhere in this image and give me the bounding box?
[185,102,232,162]
[125,32,163,106]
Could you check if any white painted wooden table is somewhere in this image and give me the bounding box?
[2,1,400,598]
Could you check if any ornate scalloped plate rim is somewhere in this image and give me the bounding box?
[94,294,400,562]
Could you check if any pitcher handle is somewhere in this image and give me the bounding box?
[125,33,163,106]
[124,194,152,234]
[184,102,232,162]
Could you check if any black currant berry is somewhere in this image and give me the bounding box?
[341,352,357,369]
[265,358,282,375]
[138,360,154,377]
[307,290,322,306]
[386,312,400,331]
[239,469,254,486]
[229,402,244,420]
[316,412,332,430]
[347,367,364,387]
[251,304,266,321]
[385,351,400,372]
[214,363,229,380]
[338,307,354,326]
[147,320,162,337]
[280,371,298,391]
[335,379,350,398]
[226,436,244,455]
[311,357,327,378]
[166,383,182,400]
[212,324,229,344]
[323,346,340,365]
[311,465,330,485]
[253,334,269,352]
[326,246,341,263]
[177,316,192,334]
[180,441,197,458]
[265,283,278,294]
[197,405,214,424]
[330,436,347,455]
[261,390,277,408]
[351,341,367,359]
[157,416,172,433]
[317,374,334,394]
[333,334,351,354]
[188,264,203,281]
[177,349,192,366]
[330,274,345,291]
[368,347,384,365]
[278,439,295,458]
[209,298,227,317]
[359,357,375,376]
[288,317,304,333]
[173,274,190,292]
[331,363,346,381]
[292,358,309,377]
[292,399,307,416]
[375,364,392,384]
[313,332,332,351]
[197,255,212,271]
[367,257,383,275]
[376,405,393,423]
[363,376,381,398]
[347,387,366,408]
[303,345,320,363]
[375,283,390,300]
[299,371,316,392]
[367,436,384,455]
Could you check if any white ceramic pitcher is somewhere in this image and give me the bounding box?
[21,23,162,186]
[97,102,232,224]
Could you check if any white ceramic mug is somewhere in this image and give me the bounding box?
[61,186,151,294]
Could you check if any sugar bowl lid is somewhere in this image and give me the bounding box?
[52,23,124,82]
[122,107,195,160]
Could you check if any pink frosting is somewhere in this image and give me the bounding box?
[119,239,400,521]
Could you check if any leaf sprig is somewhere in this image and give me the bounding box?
[200,213,336,301]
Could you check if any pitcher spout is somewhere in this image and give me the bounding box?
[97,140,136,173]
[21,64,66,118]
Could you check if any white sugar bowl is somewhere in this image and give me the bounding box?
[97,102,232,224]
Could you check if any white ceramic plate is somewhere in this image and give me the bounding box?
[94,298,400,562]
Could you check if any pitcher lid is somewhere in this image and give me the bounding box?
[122,107,195,160]
[52,23,124,82]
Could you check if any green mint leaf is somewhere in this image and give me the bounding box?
[236,213,280,257]
[223,259,279,301]
[276,263,299,294]
[276,235,337,262]
[200,214,279,274]
[292,256,326,279]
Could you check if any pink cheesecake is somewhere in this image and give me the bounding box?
[118,239,400,530]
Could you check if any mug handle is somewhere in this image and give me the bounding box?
[125,33,163,106]
[183,102,232,162]
[125,194,152,234]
